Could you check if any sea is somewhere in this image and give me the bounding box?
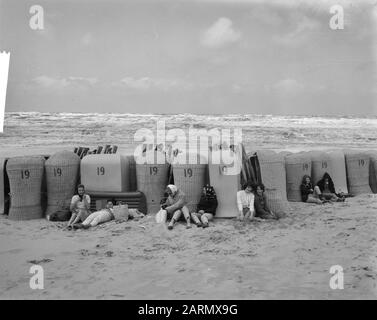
[1,112,377,157]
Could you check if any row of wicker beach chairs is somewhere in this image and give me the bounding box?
[1,145,377,220]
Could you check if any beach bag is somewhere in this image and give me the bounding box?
[112,204,130,221]
[155,209,167,224]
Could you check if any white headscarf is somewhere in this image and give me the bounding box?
[167,184,178,196]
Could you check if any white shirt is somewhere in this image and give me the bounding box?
[71,194,91,210]
[237,190,255,213]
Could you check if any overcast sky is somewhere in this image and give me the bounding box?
[0,0,376,115]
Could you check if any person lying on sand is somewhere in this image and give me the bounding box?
[67,184,91,228]
[237,181,255,221]
[300,175,323,204]
[253,183,279,220]
[73,200,145,230]
[316,172,345,202]
[73,200,115,229]
[160,184,192,230]
[191,184,218,228]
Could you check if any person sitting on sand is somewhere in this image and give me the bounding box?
[236,181,255,221]
[316,172,345,202]
[300,175,323,204]
[161,184,192,230]
[191,184,218,228]
[253,183,278,219]
[73,200,115,229]
[67,184,91,228]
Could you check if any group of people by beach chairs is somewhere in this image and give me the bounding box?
[300,172,346,204]
[63,171,346,231]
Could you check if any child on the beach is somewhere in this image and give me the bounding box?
[253,183,278,219]
[236,181,255,221]
[191,184,218,228]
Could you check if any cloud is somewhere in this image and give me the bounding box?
[32,76,98,88]
[201,17,241,48]
[273,14,321,47]
[117,77,193,91]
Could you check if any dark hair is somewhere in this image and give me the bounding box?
[243,180,254,190]
[316,172,335,193]
[254,183,265,192]
[77,184,85,190]
[108,198,116,205]
[301,175,311,185]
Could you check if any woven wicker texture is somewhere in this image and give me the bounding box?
[208,147,241,218]
[368,151,377,193]
[327,150,348,194]
[264,189,291,216]
[257,150,291,214]
[172,163,207,212]
[310,151,332,185]
[285,152,312,202]
[45,151,80,215]
[345,151,372,195]
[136,162,170,214]
[6,156,45,220]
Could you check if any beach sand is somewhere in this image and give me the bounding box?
[1,194,377,299]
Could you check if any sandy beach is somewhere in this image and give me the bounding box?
[1,193,376,299]
[2,0,377,301]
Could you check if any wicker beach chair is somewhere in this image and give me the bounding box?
[45,151,80,216]
[257,150,291,216]
[310,151,332,186]
[171,152,207,212]
[285,152,312,202]
[135,151,170,214]
[345,151,372,195]
[6,156,45,220]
